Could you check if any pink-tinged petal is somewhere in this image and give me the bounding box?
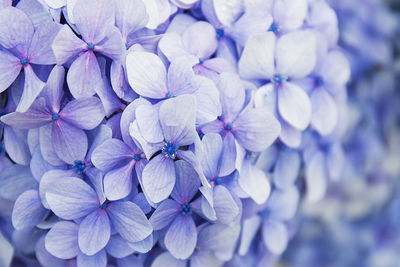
[135,104,163,143]
[12,190,48,230]
[262,220,288,255]
[234,108,280,152]
[39,124,65,166]
[279,120,302,148]
[78,209,110,256]
[126,51,167,99]
[276,30,317,79]
[218,72,245,122]
[52,25,86,64]
[3,127,30,165]
[219,133,237,177]
[51,120,88,164]
[238,32,275,80]
[152,252,186,267]
[76,250,107,267]
[278,82,311,131]
[115,0,148,39]
[149,199,180,230]
[104,161,135,201]
[105,234,135,259]
[142,154,175,203]
[239,159,271,204]
[28,21,60,65]
[311,88,338,136]
[43,65,64,114]
[213,0,244,26]
[165,215,196,260]
[239,216,261,255]
[159,32,189,62]
[214,185,239,224]
[171,160,200,204]
[73,0,115,44]
[193,75,222,125]
[0,98,51,129]
[45,177,98,220]
[0,50,21,93]
[273,0,307,31]
[67,51,101,98]
[91,138,133,171]
[305,152,327,203]
[45,221,79,259]
[60,97,105,130]
[107,201,153,242]
[273,149,301,189]
[16,65,45,113]
[95,26,124,62]
[159,94,197,146]
[182,21,218,59]
[0,7,34,54]
[201,133,223,178]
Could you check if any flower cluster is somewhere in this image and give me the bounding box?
[0,0,354,266]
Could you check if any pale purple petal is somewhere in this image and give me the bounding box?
[78,209,110,256]
[151,252,186,267]
[105,234,135,259]
[35,236,66,267]
[73,0,115,44]
[159,33,189,62]
[234,108,280,152]
[239,159,271,204]
[12,190,48,230]
[262,220,288,255]
[273,0,307,31]
[126,51,167,99]
[239,216,261,255]
[39,124,65,166]
[94,26,124,62]
[273,149,301,189]
[121,98,150,146]
[107,201,153,242]
[142,154,175,203]
[165,215,196,260]
[45,221,79,259]
[149,200,179,232]
[91,138,133,171]
[16,64,45,113]
[60,97,105,130]
[167,56,198,95]
[3,126,30,165]
[326,143,345,181]
[51,120,88,164]
[278,82,311,131]
[305,152,327,203]
[171,160,200,204]
[219,133,237,177]
[103,161,135,201]
[52,25,86,64]
[76,250,107,267]
[135,104,163,143]
[214,185,239,224]
[182,21,218,59]
[193,75,222,125]
[201,133,223,178]
[276,30,316,78]
[267,187,299,221]
[238,32,276,80]
[28,21,60,64]
[310,88,338,136]
[45,177,98,220]
[0,165,37,201]
[128,233,154,253]
[320,50,350,88]
[197,222,240,255]
[279,120,302,148]
[159,94,197,146]
[43,65,64,113]
[0,50,21,92]
[213,0,243,26]
[67,51,100,98]
[114,0,148,39]
[218,72,245,122]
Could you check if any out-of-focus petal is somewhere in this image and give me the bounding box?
[310,88,338,136]
[12,190,48,230]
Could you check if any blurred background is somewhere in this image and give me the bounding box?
[281,0,400,266]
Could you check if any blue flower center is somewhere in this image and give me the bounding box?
[215,177,222,185]
[180,203,192,216]
[51,113,59,121]
[133,153,141,161]
[261,209,271,219]
[162,142,178,160]
[20,57,29,66]
[271,74,285,84]
[198,58,204,64]
[225,123,233,131]
[125,43,130,50]
[216,28,225,40]
[87,43,95,51]
[72,160,85,174]
[100,202,108,209]
[166,92,174,98]
[269,22,280,34]
[315,76,324,87]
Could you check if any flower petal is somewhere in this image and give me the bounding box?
[43,65,64,113]
[273,0,307,31]
[0,165,37,201]
[262,220,288,255]
[135,104,163,143]
[305,152,327,203]
[28,21,60,65]
[76,250,107,267]
[182,21,218,60]
[105,234,135,259]
[126,51,167,99]
[214,185,239,224]
[278,82,311,131]
[165,215,196,260]
[78,209,110,256]
[45,177,98,220]
[114,0,148,38]
[16,65,45,113]
[3,126,30,165]
[273,149,301,189]
[142,154,175,203]
[171,160,200,204]
[60,97,105,130]
[149,199,180,230]
[45,221,79,259]
[107,201,153,243]
[0,50,21,92]
[91,138,133,171]
[94,26,124,62]
[218,72,245,122]
[152,252,186,267]
[239,159,271,204]
[12,190,48,230]
[103,161,135,201]
[52,24,86,64]
[310,88,338,136]
[219,133,237,177]
[201,133,223,179]
[159,32,189,62]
